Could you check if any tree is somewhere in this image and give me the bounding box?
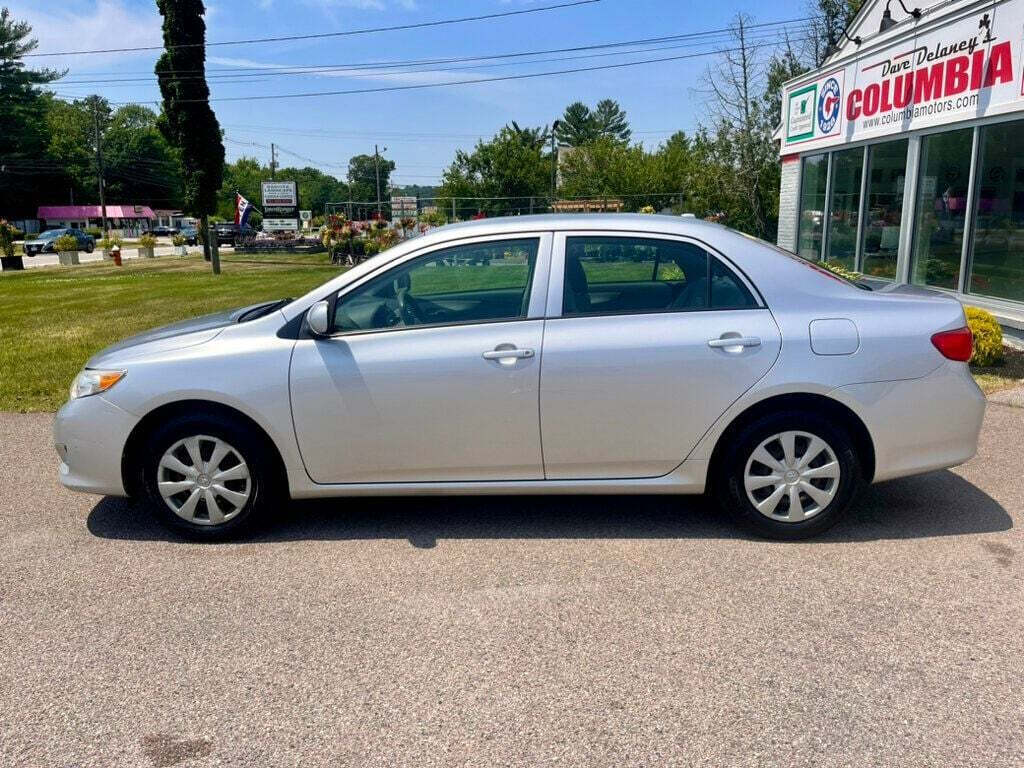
[592,99,631,144]
[808,0,864,66]
[103,104,183,207]
[555,102,598,147]
[437,126,550,218]
[0,9,63,217]
[155,0,225,269]
[347,153,395,203]
[555,100,632,147]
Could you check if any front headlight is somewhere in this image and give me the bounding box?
[69,369,126,400]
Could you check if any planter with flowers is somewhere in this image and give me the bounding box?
[137,233,158,259]
[0,219,23,271]
[54,234,80,265]
[98,235,122,260]
[172,233,188,256]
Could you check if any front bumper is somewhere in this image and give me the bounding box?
[54,395,139,496]
[830,361,986,483]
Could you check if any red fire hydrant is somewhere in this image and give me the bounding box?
[111,245,122,266]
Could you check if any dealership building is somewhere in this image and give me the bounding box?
[776,0,1024,327]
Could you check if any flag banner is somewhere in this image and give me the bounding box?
[235,194,253,227]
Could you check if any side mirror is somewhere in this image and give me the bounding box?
[306,300,331,337]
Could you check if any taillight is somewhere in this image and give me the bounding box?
[931,326,973,362]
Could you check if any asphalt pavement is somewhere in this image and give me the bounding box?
[1,406,1022,767]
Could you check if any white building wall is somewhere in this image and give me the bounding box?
[776,157,800,252]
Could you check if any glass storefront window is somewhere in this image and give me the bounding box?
[797,154,828,261]
[970,120,1024,303]
[860,139,908,279]
[824,147,863,269]
[910,128,973,289]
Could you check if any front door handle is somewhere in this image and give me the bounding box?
[708,335,761,351]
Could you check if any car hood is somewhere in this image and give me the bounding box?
[85,302,272,368]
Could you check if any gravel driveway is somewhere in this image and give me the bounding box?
[1,407,1022,767]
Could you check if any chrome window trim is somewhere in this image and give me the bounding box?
[546,230,766,318]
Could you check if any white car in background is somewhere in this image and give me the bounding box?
[55,214,985,540]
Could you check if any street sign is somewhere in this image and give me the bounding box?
[262,181,300,231]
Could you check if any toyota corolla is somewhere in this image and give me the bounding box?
[55,215,986,540]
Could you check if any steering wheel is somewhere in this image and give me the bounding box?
[396,289,423,326]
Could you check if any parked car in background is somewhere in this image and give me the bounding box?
[214,222,256,247]
[24,228,95,255]
[150,225,178,236]
[55,215,985,542]
[179,225,199,246]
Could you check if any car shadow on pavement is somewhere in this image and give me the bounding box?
[86,469,1011,547]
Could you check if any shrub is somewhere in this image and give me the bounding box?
[53,234,79,252]
[85,226,103,238]
[820,260,863,281]
[639,205,655,214]
[363,239,380,256]
[138,233,158,249]
[98,235,123,250]
[965,306,1004,367]
[172,234,186,246]
[0,220,15,258]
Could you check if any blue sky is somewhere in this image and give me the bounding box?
[14,0,801,188]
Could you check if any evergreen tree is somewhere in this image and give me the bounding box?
[592,99,631,144]
[155,0,224,268]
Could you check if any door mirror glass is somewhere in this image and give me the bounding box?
[307,300,331,336]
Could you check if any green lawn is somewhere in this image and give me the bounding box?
[0,252,341,412]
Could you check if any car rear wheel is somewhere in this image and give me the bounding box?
[140,414,281,540]
[713,410,863,540]
[84,242,94,253]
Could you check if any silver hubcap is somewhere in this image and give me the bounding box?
[157,435,251,526]
[744,430,840,523]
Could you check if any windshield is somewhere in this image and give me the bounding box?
[40,230,65,239]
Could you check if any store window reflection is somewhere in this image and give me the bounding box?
[910,128,973,289]
[797,154,828,261]
[860,139,907,279]
[824,147,863,269]
[970,120,1024,302]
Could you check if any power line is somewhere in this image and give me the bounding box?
[113,40,789,105]
[55,19,809,83]
[26,0,600,58]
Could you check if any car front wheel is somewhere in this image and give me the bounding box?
[713,411,863,540]
[140,414,281,540]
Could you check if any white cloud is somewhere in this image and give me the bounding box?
[10,0,163,71]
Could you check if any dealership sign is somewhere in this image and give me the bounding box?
[261,180,299,231]
[781,5,1024,154]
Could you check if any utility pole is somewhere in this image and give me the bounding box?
[550,120,561,212]
[270,143,277,180]
[374,144,384,217]
[93,104,108,241]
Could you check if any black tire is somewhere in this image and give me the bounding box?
[85,242,94,253]
[139,412,283,541]
[712,410,864,540]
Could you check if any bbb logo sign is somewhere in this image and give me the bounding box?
[818,78,842,134]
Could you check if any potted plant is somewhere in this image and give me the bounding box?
[138,233,158,259]
[98,234,122,261]
[54,234,80,266]
[171,233,188,256]
[0,219,23,271]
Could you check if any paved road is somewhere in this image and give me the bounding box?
[1,407,1022,767]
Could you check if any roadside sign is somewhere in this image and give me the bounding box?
[262,181,299,231]
[391,196,417,219]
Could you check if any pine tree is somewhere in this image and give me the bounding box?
[155,0,224,269]
[593,99,631,144]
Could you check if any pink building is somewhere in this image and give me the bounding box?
[37,205,156,237]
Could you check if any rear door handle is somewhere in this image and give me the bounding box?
[708,335,761,350]
[482,347,535,361]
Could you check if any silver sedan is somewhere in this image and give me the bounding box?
[55,215,985,540]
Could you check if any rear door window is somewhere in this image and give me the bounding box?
[561,236,756,316]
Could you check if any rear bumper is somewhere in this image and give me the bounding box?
[54,395,138,496]
[830,361,986,483]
